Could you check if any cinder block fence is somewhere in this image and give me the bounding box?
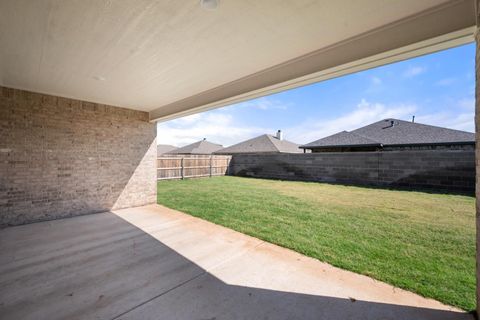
[229,150,475,194]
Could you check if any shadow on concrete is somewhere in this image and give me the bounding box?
[0,212,472,320]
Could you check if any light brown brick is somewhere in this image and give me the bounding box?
[0,86,156,226]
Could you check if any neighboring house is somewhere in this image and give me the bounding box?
[157,144,177,156]
[215,130,302,154]
[169,138,223,155]
[300,119,475,153]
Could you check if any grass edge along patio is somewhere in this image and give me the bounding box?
[157,176,476,311]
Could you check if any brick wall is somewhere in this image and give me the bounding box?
[230,150,475,194]
[0,87,157,226]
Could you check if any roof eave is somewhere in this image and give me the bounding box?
[384,141,475,147]
[300,143,382,149]
[300,141,475,149]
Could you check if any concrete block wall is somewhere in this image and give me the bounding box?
[0,87,157,226]
[230,150,475,194]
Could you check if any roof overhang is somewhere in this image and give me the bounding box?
[301,141,476,149]
[150,0,475,122]
[0,1,476,122]
[299,144,383,149]
[384,141,476,147]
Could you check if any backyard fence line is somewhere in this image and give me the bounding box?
[228,150,475,194]
[157,155,232,180]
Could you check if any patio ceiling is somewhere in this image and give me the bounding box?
[0,0,475,121]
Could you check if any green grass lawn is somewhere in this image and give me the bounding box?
[157,176,475,310]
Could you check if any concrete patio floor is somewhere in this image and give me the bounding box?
[0,204,473,320]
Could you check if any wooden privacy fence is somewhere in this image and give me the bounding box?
[157,155,232,180]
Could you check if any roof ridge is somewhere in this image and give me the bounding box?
[215,133,301,154]
[264,134,282,152]
[302,118,474,149]
[368,118,474,134]
[198,139,222,147]
[220,134,265,151]
[299,129,383,148]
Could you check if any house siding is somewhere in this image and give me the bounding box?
[0,87,156,226]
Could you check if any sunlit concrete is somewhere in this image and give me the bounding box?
[0,204,472,319]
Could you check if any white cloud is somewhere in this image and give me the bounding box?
[434,77,456,86]
[458,98,474,110]
[412,98,474,132]
[415,112,474,132]
[371,76,382,85]
[157,111,273,147]
[365,76,384,94]
[157,98,474,148]
[286,99,417,144]
[403,66,426,78]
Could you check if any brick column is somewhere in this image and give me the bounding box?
[0,87,157,226]
[476,0,480,314]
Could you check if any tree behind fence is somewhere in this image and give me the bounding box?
[157,155,232,180]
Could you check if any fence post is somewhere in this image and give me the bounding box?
[181,157,184,180]
[209,155,212,177]
[226,156,230,176]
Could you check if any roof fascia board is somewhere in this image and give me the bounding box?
[384,141,476,147]
[299,144,383,149]
[301,141,475,149]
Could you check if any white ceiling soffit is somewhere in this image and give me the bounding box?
[150,0,476,122]
[0,1,475,122]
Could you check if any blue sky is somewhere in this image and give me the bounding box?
[157,43,475,147]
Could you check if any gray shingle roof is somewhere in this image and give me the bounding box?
[215,134,302,154]
[169,139,223,155]
[301,119,475,149]
[302,130,381,148]
[157,144,177,155]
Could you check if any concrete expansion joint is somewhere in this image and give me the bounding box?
[203,240,267,273]
[110,270,207,320]
[109,229,267,319]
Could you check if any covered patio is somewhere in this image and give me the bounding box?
[0,0,479,319]
[0,204,470,319]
